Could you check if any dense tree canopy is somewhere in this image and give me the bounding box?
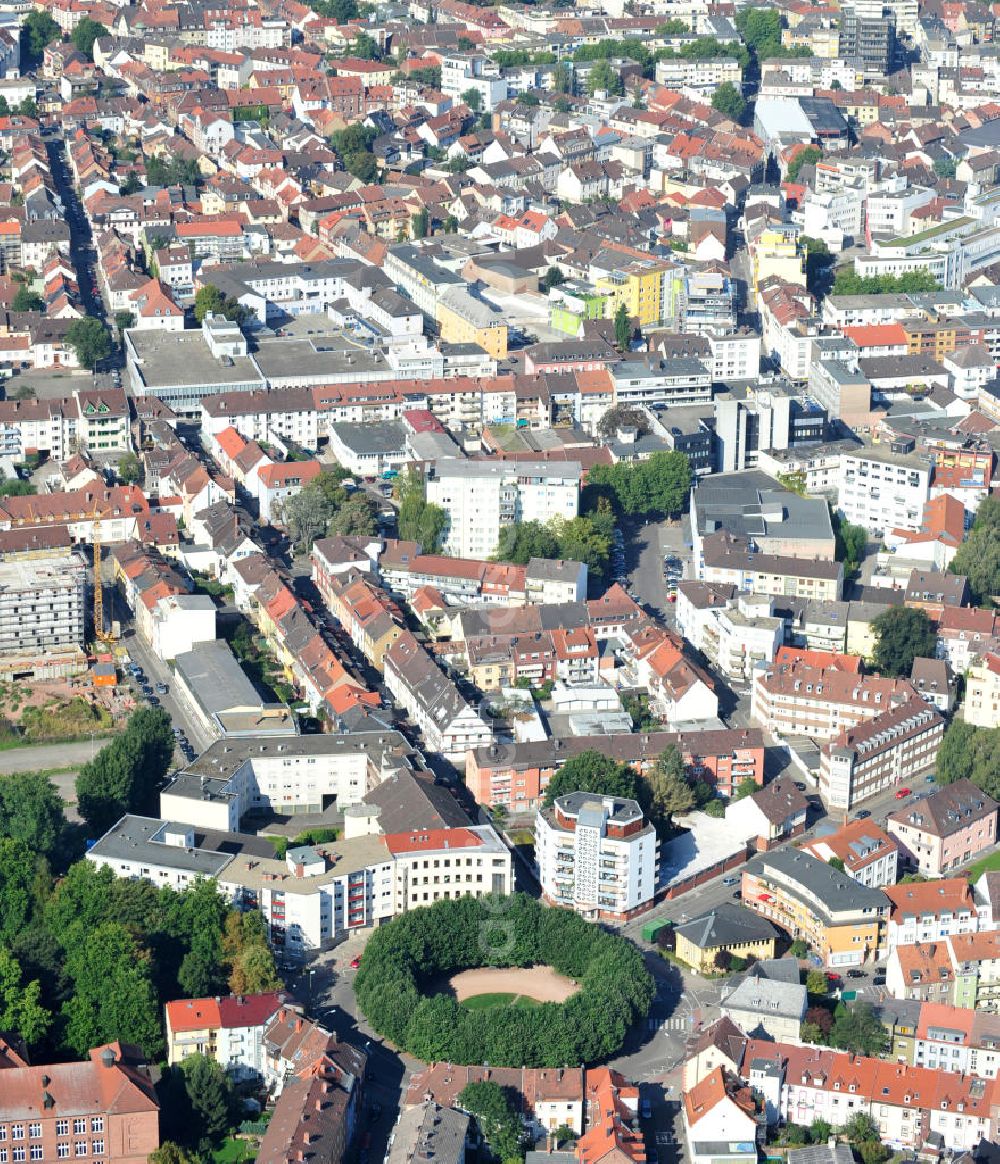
[711,81,746,122]
[20,11,59,67]
[65,318,111,370]
[937,718,1000,798]
[71,16,107,59]
[0,771,67,862]
[870,606,936,677]
[587,451,691,518]
[458,1082,524,1162]
[786,145,821,183]
[951,494,1000,604]
[829,1002,889,1056]
[329,124,379,183]
[76,707,176,835]
[355,895,653,1066]
[396,467,447,552]
[831,270,940,295]
[542,750,642,806]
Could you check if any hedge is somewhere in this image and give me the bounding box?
[354,894,654,1066]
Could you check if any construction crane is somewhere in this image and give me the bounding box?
[91,505,113,645]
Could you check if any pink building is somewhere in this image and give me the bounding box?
[887,778,999,877]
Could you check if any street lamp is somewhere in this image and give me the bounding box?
[307,968,316,1007]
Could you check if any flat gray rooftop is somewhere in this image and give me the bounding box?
[129,331,264,391]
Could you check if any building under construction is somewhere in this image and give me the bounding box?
[0,549,88,679]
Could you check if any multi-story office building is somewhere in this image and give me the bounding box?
[426,460,581,559]
[535,793,658,921]
[840,4,897,75]
[819,697,944,812]
[0,550,87,678]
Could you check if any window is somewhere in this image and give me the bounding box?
[75,1146,87,1158]
[27,1129,39,1142]
[91,1145,103,1158]
[11,1130,22,1143]
[73,1123,85,1137]
[89,1123,102,1137]
[57,1148,70,1160]
[13,1150,24,1163]
[56,1124,68,1139]
[29,1149,41,1160]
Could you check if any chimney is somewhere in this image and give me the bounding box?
[296,1019,303,1032]
[100,1048,116,1069]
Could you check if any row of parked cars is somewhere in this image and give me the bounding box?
[126,660,195,762]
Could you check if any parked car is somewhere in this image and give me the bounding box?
[350,955,362,969]
[895,787,912,799]
[847,969,865,979]
[155,682,168,695]
[873,974,886,986]
[856,809,871,819]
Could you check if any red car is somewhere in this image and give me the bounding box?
[350,955,362,969]
[895,787,911,800]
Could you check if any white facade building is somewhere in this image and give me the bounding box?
[426,460,581,559]
[837,448,932,536]
[535,793,658,921]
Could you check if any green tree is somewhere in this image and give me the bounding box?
[396,467,447,552]
[828,856,846,873]
[806,969,829,996]
[829,1002,889,1056]
[597,404,651,439]
[871,606,936,677]
[496,520,560,564]
[552,515,611,584]
[790,939,808,958]
[223,910,282,994]
[540,266,566,291]
[21,11,59,67]
[181,1054,236,1150]
[933,157,957,179]
[117,451,141,485]
[65,318,111,370]
[462,87,483,112]
[552,60,573,94]
[734,776,758,800]
[12,286,43,313]
[841,1112,881,1144]
[0,839,45,947]
[587,452,691,519]
[647,745,694,820]
[800,235,832,292]
[951,494,1000,604]
[193,284,248,325]
[832,510,866,575]
[786,145,822,182]
[149,1145,199,1164]
[62,922,161,1056]
[75,707,175,835]
[614,302,632,350]
[328,490,378,537]
[278,480,336,553]
[587,60,624,97]
[114,310,136,337]
[810,1119,833,1143]
[711,81,745,122]
[0,946,51,1047]
[458,1081,523,1162]
[543,751,640,806]
[831,269,940,295]
[330,124,379,182]
[0,771,66,861]
[71,16,107,59]
[411,208,429,239]
[352,31,380,59]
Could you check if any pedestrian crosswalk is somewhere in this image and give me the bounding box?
[648,1017,690,1032]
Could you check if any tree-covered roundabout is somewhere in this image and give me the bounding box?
[354,894,654,1066]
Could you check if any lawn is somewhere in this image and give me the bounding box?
[212,1138,254,1164]
[966,849,1000,881]
[460,992,541,1011]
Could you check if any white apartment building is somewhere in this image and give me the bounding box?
[89,814,513,955]
[819,697,944,813]
[426,460,581,559]
[837,448,932,536]
[535,793,658,922]
[159,732,421,832]
[654,56,741,93]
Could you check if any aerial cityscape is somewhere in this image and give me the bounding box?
[2,3,1000,1164]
